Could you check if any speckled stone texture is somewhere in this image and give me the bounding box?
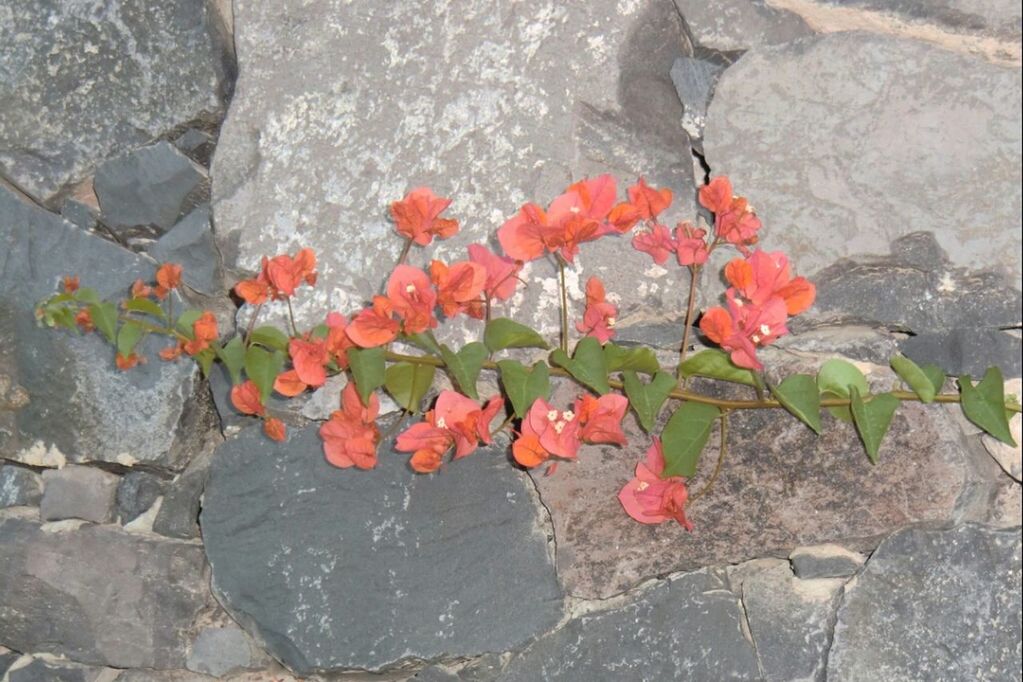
[0,0,229,202]
[827,524,1022,681]
[0,187,213,471]
[201,424,563,675]
[703,31,1022,286]
[212,0,697,335]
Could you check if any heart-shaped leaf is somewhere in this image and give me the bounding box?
[116,321,144,357]
[550,337,610,395]
[661,401,720,478]
[249,325,290,352]
[623,370,676,433]
[484,318,549,353]
[497,360,551,418]
[175,310,203,335]
[88,302,118,344]
[347,347,386,406]
[440,342,487,400]
[891,354,936,403]
[770,374,822,434]
[679,349,757,387]
[604,343,660,375]
[244,345,286,403]
[122,298,167,320]
[960,368,1016,446]
[384,362,436,412]
[818,359,869,423]
[217,336,246,384]
[849,387,899,464]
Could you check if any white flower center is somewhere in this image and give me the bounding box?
[607,317,616,327]
[759,324,770,335]
[436,417,446,429]
[547,409,559,422]
[405,284,416,294]
[553,421,566,434]
[569,206,581,214]
[562,410,575,422]
[636,481,649,491]
[752,334,761,344]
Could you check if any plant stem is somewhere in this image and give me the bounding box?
[557,255,570,353]
[396,237,414,268]
[689,413,728,505]
[677,265,700,376]
[286,298,299,337]
[244,304,263,347]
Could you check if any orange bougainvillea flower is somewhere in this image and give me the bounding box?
[512,433,549,468]
[576,393,629,446]
[564,174,618,222]
[288,337,329,387]
[62,275,80,293]
[273,369,307,397]
[576,276,617,344]
[263,417,286,442]
[320,383,381,469]
[395,391,504,473]
[674,222,709,267]
[429,260,486,319]
[386,265,438,334]
[230,380,265,416]
[324,312,355,369]
[628,177,673,221]
[234,277,270,305]
[618,438,693,530]
[497,202,559,261]
[390,187,460,246]
[518,398,583,461]
[131,279,154,299]
[699,176,761,248]
[467,244,522,302]
[183,311,218,356]
[607,201,642,234]
[156,263,183,292]
[115,352,142,370]
[698,176,733,215]
[234,248,317,304]
[513,392,631,469]
[74,308,94,332]
[632,223,676,265]
[346,296,400,348]
[725,250,815,315]
[159,345,182,361]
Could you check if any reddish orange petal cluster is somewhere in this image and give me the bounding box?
[183,311,218,356]
[618,438,693,530]
[115,352,142,370]
[62,276,80,294]
[234,248,317,304]
[386,265,438,334]
[467,244,522,302]
[263,417,287,442]
[320,383,381,469]
[346,296,400,348]
[429,260,486,319]
[230,380,265,416]
[391,187,459,246]
[395,391,504,473]
[698,176,761,249]
[575,276,617,344]
[512,393,628,469]
[627,177,672,221]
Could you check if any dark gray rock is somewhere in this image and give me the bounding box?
[5,658,108,682]
[0,186,213,471]
[148,205,224,295]
[732,559,844,682]
[501,569,760,680]
[40,465,119,523]
[60,199,99,233]
[0,0,228,202]
[153,449,211,539]
[94,142,206,235]
[704,32,1022,287]
[671,56,728,142]
[789,544,865,579]
[174,129,214,156]
[811,232,1022,376]
[0,649,19,676]
[674,0,814,51]
[0,465,43,507]
[775,324,900,366]
[117,470,166,523]
[186,626,258,677]
[202,424,562,674]
[0,516,211,668]
[828,524,1022,680]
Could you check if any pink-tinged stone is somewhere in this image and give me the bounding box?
[530,375,974,599]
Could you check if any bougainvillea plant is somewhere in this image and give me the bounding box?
[37,176,1020,531]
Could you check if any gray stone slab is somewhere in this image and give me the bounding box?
[5,658,107,682]
[704,32,1022,288]
[201,424,563,674]
[0,516,211,668]
[828,524,1022,681]
[153,448,212,540]
[95,142,206,234]
[149,205,224,295]
[212,0,696,334]
[187,626,258,678]
[40,465,119,523]
[500,569,760,680]
[0,186,213,471]
[815,0,1022,40]
[0,0,229,202]
[789,544,865,579]
[117,470,167,524]
[0,465,43,507]
[674,0,815,51]
[671,56,728,141]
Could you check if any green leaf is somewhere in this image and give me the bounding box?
[195,347,217,378]
[403,332,442,356]
[122,298,167,319]
[88,302,118,344]
[622,370,676,433]
[50,306,77,331]
[960,368,1016,446]
[384,362,436,412]
[440,342,487,400]
[661,401,720,478]
[770,374,822,434]
[484,318,549,353]
[604,343,660,375]
[497,360,551,418]
[309,323,330,339]
[679,349,757,387]
[849,387,899,464]
[249,325,290,352]
[175,310,203,336]
[217,336,246,384]
[348,347,386,406]
[921,364,946,396]
[244,345,286,403]
[116,321,144,357]
[74,287,100,305]
[549,337,610,395]
[818,358,869,423]
[890,354,936,403]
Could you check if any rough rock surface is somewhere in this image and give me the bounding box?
[201,424,563,674]
[828,524,1022,680]
[153,447,213,540]
[212,0,697,334]
[116,471,167,524]
[4,657,110,682]
[39,465,119,523]
[500,569,760,680]
[0,515,211,668]
[703,32,1022,285]
[0,0,229,202]
[0,465,43,508]
[186,626,259,677]
[94,142,207,235]
[789,544,865,579]
[529,372,975,599]
[0,187,212,471]
[673,0,814,51]
[149,205,224,294]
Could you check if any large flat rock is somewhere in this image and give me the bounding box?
[0,514,211,668]
[827,524,1022,680]
[529,369,976,599]
[703,31,1022,287]
[212,0,697,334]
[0,0,230,202]
[0,187,213,471]
[201,424,563,675]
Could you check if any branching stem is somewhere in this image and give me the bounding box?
[689,413,728,505]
